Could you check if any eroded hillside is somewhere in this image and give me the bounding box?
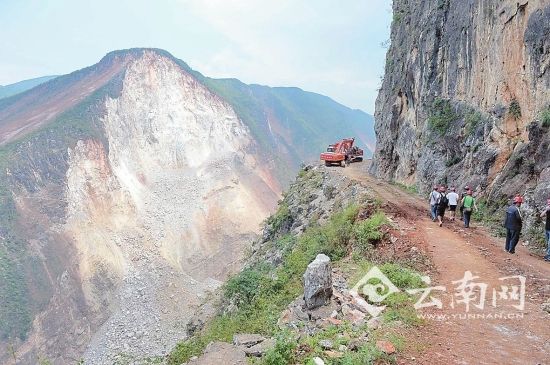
[0,49,373,364]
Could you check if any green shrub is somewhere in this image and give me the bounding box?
[465,110,482,135]
[322,204,360,259]
[0,247,31,340]
[539,107,550,128]
[354,212,388,251]
[392,182,418,194]
[428,98,457,136]
[508,99,522,120]
[224,268,268,307]
[265,203,292,234]
[263,333,296,365]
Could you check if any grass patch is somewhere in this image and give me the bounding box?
[392,181,418,194]
[337,341,395,365]
[379,263,425,289]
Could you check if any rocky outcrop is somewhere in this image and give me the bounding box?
[371,1,550,227]
[303,254,333,310]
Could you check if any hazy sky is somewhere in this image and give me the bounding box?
[0,0,392,113]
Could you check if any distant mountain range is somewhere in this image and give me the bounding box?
[0,58,374,158]
[0,75,58,99]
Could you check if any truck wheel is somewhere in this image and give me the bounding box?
[325,161,331,167]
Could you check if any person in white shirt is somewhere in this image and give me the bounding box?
[447,187,460,222]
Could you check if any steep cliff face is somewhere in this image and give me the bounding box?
[372,0,550,224]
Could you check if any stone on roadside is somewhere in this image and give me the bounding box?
[242,338,276,357]
[303,254,333,310]
[319,339,334,350]
[350,292,372,314]
[348,338,363,351]
[344,308,366,325]
[376,340,396,355]
[233,333,266,348]
[367,317,382,330]
[313,357,325,365]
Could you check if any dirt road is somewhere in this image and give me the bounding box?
[343,163,550,365]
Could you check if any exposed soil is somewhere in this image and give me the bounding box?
[343,162,550,365]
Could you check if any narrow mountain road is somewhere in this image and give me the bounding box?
[343,162,550,365]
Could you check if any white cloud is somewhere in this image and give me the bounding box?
[179,0,391,112]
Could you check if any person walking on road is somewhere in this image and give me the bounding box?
[437,186,449,227]
[541,198,550,262]
[460,186,470,220]
[429,185,440,221]
[447,187,460,222]
[461,190,477,228]
[504,196,523,254]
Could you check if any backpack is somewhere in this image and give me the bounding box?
[438,193,449,207]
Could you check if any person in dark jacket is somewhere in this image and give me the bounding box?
[437,186,448,227]
[541,198,550,262]
[504,196,523,254]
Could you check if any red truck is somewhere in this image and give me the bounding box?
[320,138,364,167]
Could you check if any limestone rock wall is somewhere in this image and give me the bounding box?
[371,0,550,223]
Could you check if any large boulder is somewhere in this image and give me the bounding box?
[303,254,333,310]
